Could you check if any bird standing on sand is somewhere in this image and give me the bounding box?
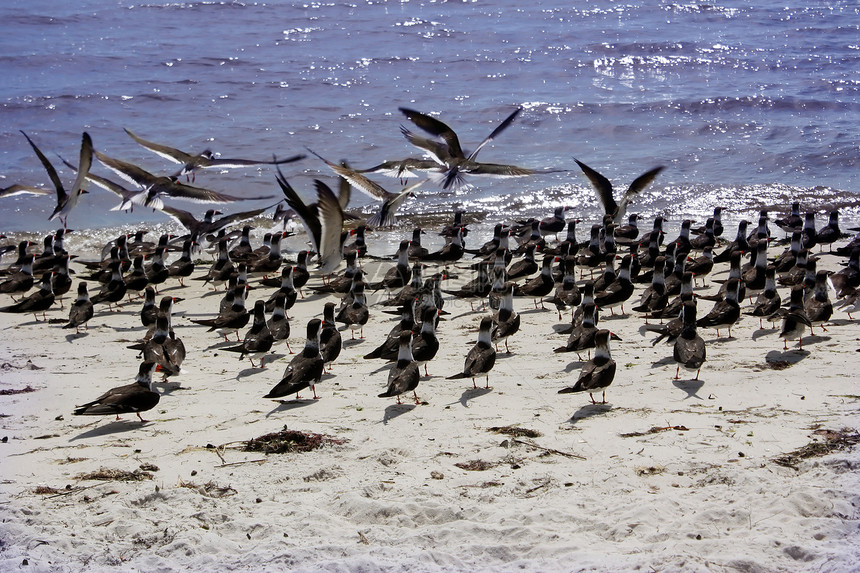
[73,362,159,423]
[379,331,421,405]
[673,301,706,380]
[264,318,325,400]
[447,316,497,389]
[558,329,616,404]
[63,282,94,333]
[0,272,55,321]
[223,300,275,368]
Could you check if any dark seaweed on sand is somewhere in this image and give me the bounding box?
[244,426,346,454]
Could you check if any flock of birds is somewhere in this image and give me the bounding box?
[2,107,859,422]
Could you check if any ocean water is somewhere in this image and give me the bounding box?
[1,0,858,249]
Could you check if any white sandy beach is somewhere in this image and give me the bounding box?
[1,223,859,572]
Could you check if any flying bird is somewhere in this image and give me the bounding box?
[123,127,305,181]
[20,131,93,228]
[574,159,664,224]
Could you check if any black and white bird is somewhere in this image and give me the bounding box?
[558,329,617,404]
[574,159,664,224]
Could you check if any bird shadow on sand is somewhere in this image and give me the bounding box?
[562,359,587,373]
[235,365,268,380]
[342,337,366,348]
[566,403,612,424]
[750,327,779,341]
[70,419,153,441]
[672,378,705,400]
[265,398,318,416]
[651,355,676,369]
[382,403,416,424]
[458,386,493,407]
[64,332,91,343]
[765,348,811,364]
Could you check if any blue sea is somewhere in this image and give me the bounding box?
[1,0,858,248]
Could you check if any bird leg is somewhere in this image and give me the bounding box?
[589,393,598,405]
[674,366,681,380]
[413,391,421,405]
[312,384,320,399]
[136,412,148,423]
[484,375,491,390]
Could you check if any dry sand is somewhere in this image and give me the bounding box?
[1,225,859,572]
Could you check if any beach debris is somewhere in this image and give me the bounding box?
[179,479,237,498]
[488,425,542,438]
[0,385,38,395]
[455,459,495,471]
[773,428,860,470]
[243,426,346,454]
[620,425,689,438]
[75,467,154,481]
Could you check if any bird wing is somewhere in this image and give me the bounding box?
[95,149,157,188]
[400,126,451,165]
[20,131,67,204]
[124,128,196,165]
[355,158,441,178]
[315,180,345,271]
[467,107,521,161]
[275,165,321,252]
[617,166,664,221]
[366,182,421,228]
[0,184,50,198]
[202,154,306,169]
[399,107,465,159]
[307,148,392,201]
[574,159,617,217]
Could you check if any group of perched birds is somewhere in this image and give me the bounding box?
[2,107,859,421]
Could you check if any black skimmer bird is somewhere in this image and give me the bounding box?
[276,170,345,273]
[558,328,617,404]
[73,362,159,422]
[378,331,421,405]
[747,266,781,329]
[412,306,440,375]
[594,254,635,316]
[491,283,520,354]
[267,292,292,354]
[264,266,298,314]
[190,284,249,341]
[0,271,54,321]
[815,211,842,252]
[774,202,802,235]
[63,282,94,334]
[383,106,551,190]
[697,277,741,339]
[574,159,664,224]
[320,302,343,370]
[447,316,497,389]
[167,239,195,286]
[264,318,325,400]
[804,270,833,335]
[422,227,465,263]
[137,315,185,379]
[95,149,273,210]
[223,300,275,368]
[20,131,93,228]
[123,127,305,181]
[0,253,35,299]
[800,213,818,251]
[307,148,420,228]
[370,240,412,293]
[335,282,369,339]
[0,183,50,198]
[778,285,811,350]
[673,301,706,380]
[515,255,557,309]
